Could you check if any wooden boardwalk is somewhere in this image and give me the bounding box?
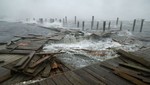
[27,47,150,85]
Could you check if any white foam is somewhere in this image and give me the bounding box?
[40,21,63,28]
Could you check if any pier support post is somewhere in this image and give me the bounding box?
[108,21,111,30]
[82,21,85,31]
[120,21,123,31]
[65,16,67,24]
[91,16,94,30]
[116,17,119,26]
[103,21,106,32]
[96,21,99,30]
[77,21,80,28]
[140,19,144,32]
[75,16,77,24]
[132,19,136,32]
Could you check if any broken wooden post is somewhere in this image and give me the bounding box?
[77,21,80,28]
[120,21,123,31]
[140,19,144,32]
[103,21,106,32]
[39,18,43,23]
[65,16,67,24]
[96,21,99,30]
[116,17,119,26]
[108,21,111,30]
[59,19,61,22]
[132,19,136,32]
[75,16,77,24]
[82,21,85,31]
[91,16,94,30]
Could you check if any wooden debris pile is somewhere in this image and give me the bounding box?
[9,51,69,77]
[100,48,150,85]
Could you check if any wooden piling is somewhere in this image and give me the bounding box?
[65,16,67,23]
[59,19,62,22]
[132,19,136,32]
[77,21,80,28]
[75,16,77,24]
[120,21,123,31]
[63,18,65,26]
[103,21,106,32]
[82,21,85,31]
[96,21,99,30]
[108,21,111,30]
[116,17,119,25]
[140,19,144,32]
[91,16,94,30]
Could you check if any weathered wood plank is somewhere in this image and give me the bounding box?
[0,67,11,83]
[83,67,113,85]
[64,71,90,85]
[18,51,36,70]
[41,63,51,78]
[0,49,31,54]
[46,78,56,85]
[86,64,132,85]
[64,72,82,85]
[30,55,51,68]
[14,56,29,68]
[74,68,102,85]
[117,49,150,68]
[119,62,150,73]
[52,74,72,85]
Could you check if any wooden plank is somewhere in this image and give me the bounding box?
[64,71,90,85]
[14,56,29,68]
[29,55,51,68]
[41,63,51,78]
[64,72,82,85]
[0,67,11,83]
[74,69,102,85]
[38,80,48,85]
[86,64,132,85]
[45,78,56,85]
[119,62,150,73]
[18,51,36,70]
[24,55,41,74]
[117,49,150,68]
[32,62,46,77]
[52,74,72,85]
[101,62,150,84]
[0,49,31,54]
[83,67,114,85]
[114,71,148,85]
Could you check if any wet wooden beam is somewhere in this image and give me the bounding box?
[132,19,136,32]
[18,51,36,70]
[0,67,11,83]
[117,49,150,68]
[41,63,51,78]
[14,56,29,68]
[140,19,144,32]
[29,55,52,68]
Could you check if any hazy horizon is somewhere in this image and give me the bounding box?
[0,0,150,21]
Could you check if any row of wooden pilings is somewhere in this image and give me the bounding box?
[27,16,145,32]
[63,16,145,32]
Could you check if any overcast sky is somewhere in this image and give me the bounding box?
[0,0,150,20]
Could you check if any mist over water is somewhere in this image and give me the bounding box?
[0,0,150,20]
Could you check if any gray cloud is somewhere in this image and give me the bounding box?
[0,0,150,20]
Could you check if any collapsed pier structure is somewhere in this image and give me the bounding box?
[0,17,150,85]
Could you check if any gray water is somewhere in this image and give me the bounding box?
[0,21,53,43]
